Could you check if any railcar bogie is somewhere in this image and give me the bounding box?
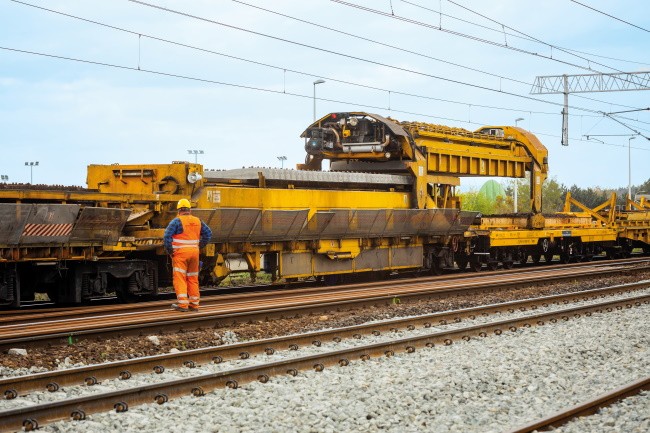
[0,259,158,306]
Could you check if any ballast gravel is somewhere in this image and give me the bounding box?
[2,288,646,411]
[34,297,649,432]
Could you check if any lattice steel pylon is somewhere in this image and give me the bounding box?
[531,72,650,145]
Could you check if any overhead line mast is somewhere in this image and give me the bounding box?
[531,72,650,145]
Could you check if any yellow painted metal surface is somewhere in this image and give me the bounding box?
[301,113,548,214]
[486,228,618,247]
[87,162,204,196]
[195,186,411,210]
[317,238,362,259]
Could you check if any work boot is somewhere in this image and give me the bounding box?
[171,304,189,312]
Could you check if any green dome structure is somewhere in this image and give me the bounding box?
[478,180,507,201]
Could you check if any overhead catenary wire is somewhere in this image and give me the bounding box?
[124,0,641,119]
[602,112,650,140]
[333,0,650,117]
[443,0,628,73]
[9,0,630,115]
[400,0,647,110]
[400,0,650,67]
[229,0,642,114]
[9,0,645,132]
[231,1,646,114]
[119,0,598,112]
[569,0,650,33]
[439,0,650,109]
[6,1,648,143]
[336,0,647,109]
[331,0,622,74]
[0,45,508,126]
[5,0,565,118]
[231,0,531,89]
[2,44,648,154]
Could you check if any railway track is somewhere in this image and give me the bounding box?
[508,376,650,432]
[0,259,647,349]
[8,255,644,313]
[6,256,647,316]
[0,285,647,432]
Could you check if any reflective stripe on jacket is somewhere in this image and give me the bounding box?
[171,214,201,251]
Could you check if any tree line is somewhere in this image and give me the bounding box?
[459,176,650,215]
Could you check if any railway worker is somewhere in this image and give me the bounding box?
[164,198,212,312]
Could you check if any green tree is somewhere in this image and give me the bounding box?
[543,177,566,213]
[504,179,530,213]
[459,187,497,215]
[461,176,650,215]
[637,177,650,195]
[504,176,566,213]
[565,185,609,208]
[460,185,514,215]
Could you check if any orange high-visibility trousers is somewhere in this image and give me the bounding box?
[172,249,200,310]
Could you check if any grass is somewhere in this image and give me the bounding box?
[221,271,274,286]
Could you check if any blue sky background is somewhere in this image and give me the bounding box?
[1,0,649,190]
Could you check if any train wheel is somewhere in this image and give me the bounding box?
[469,256,482,272]
[502,252,514,269]
[544,253,554,264]
[455,254,469,271]
[559,253,571,264]
[5,270,21,308]
[430,259,443,276]
[531,253,541,264]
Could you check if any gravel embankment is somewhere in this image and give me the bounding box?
[30,294,650,432]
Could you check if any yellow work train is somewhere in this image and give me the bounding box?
[1,112,648,307]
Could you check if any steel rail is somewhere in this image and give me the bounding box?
[0,293,648,432]
[2,256,647,321]
[2,263,642,329]
[1,281,646,398]
[0,263,645,349]
[507,376,650,432]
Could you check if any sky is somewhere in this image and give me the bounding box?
[1,0,649,190]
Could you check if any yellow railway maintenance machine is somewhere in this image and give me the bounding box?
[2,112,649,306]
[119,110,556,281]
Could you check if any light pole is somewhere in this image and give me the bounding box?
[187,149,204,164]
[25,161,38,184]
[277,155,287,169]
[628,136,636,201]
[313,79,325,122]
[513,118,524,212]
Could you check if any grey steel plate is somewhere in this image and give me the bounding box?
[204,168,412,186]
[69,207,131,244]
[19,204,79,245]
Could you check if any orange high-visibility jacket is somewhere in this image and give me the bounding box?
[171,214,202,252]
